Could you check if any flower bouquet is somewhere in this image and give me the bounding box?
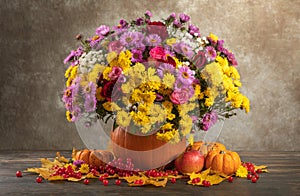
[62,11,250,169]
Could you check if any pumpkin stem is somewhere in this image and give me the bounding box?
[220,150,226,154]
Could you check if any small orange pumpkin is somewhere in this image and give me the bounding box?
[205,150,241,175]
[75,149,114,168]
[187,141,226,157]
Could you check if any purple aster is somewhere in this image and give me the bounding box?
[84,94,97,112]
[131,49,143,63]
[146,34,162,46]
[64,50,76,64]
[177,66,195,85]
[157,63,175,78]
[120,31,137,47]
[71,106,82,121]
[173,42,194,59]
[179,13,190,23]
[96,25,110,36]
[201,110,218,131]
[205,46,217,61]
[75,46,84,57]
[135,32,145,44]
[188,24,200,37]
[84,82,96,96]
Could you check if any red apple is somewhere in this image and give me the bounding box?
[174,150,205,174]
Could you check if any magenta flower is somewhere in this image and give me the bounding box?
[145,10,152,18]
[96,25,110,36]
[201,110,218,131]
[136,18,144,26]
[188,24,200,36]
[131,49,143,63]
[177,66,195,85]
[146,34,162,46]
[179,13,190,23]
[64,50,76,64]
[173,19,181,28]
[205,46,217,61]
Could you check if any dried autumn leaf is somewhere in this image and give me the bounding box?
[48,175,65,181]
[205,174,227,185]
[56,152,69,163]
[188,168,228,186]
[147,178,168,187]
[254,165,268,172]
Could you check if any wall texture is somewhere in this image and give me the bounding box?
[0,0,299,151]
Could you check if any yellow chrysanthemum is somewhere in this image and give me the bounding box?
[102,66,112,81]
[102,102,121,112]
[118,50,132,72]
[162,73,175,88]
[236,166,248,178]
[179,115,193,136]
[131,89,143,102]
[106,51,118,63]
[205,97,214,107]
[130,111,150,126]
[166,38,177,46]
[156,129,180,143]
[161,123,173,130]
[242,95,250,113]
[64,65,75,78]
[79,164,90,174]
[209,33,218,42]
[66,111,72,122]
[116,110,131,127]
[162,101,173,111]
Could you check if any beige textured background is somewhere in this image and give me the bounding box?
[0,0,299,151]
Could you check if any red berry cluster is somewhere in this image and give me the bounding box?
[50,165,83,179]
[202,180,211,187]
[242,162,262,183]
[144,169,179,178]
[103,157,139,177]
[191,177,201,184]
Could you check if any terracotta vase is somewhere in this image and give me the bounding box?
[110,126,186,170]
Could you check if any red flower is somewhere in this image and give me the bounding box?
[147,21,168,41]
[101,81,121,101]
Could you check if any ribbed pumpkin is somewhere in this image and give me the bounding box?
[205,150,241,175]
[75,149,114,168]
[187,141,226,157]
[110,126,186,170]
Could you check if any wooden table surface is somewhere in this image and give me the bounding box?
[0,151,299,196]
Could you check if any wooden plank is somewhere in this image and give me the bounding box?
[0,151,299,195]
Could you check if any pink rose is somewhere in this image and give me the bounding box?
[149,46,166,60]
[108,66,122,80]
[170,89,190,105]
[108,40,124,53]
